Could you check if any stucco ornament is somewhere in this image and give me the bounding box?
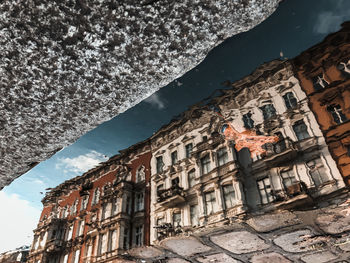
[0,0,281,189]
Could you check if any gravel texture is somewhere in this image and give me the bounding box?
[0,0,280,189]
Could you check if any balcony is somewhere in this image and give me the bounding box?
[194,135,225,153]
[45,239,65,253]
[271,182,313,210]
[157,185,186,208]
[263,138,297,164]
[154,223,185,241]
[37,217,67,229]
[295,136,319,152]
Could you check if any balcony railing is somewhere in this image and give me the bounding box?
[157,185,186,208]
[295,136,318,152]
[270,182,312,210]
[193,136,225,153]
[45,239,65,253]
[258,138,298,165]
[154,223,184,241]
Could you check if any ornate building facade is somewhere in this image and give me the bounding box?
[27,141,152,263]
[293,21,350,185]
[148,60,346,244]
[27,24,350,262]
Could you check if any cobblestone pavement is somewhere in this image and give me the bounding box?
[122,201,350,263]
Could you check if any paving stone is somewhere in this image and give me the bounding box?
[273,229,319,253]
[210,231,270,254]
[301,251,338,263]
[250,252,291,263]
[196,253,240,263]
[167,259,190,263]
[161,237,211,257]
[247,212,299,232]
[334,235,350,252]
[316,208,350,234]
[128,246,163,258]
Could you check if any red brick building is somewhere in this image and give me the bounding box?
[27,140,151,263]
[292,21,350,185]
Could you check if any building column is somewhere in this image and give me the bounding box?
[233,178,245,206]
[195,186,206,225]
[183,205,190,226]
[214,181,224,213]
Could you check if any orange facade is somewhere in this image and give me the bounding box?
[293,21,350,185]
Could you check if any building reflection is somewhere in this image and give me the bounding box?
[27,22,350,263]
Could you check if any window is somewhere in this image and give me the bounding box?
[57,229,64,240]
[63,254,68,263]
[283,92,298,109]
[81,195,89,211]
[171,151,178,165]
[205,191,216,215]
[157,184,164,197]
[64,206,69,218]
[190,205,199,226]
[112,198,119,215]
[173,212,181,227]
[307,158,329,186]
[101,203,110,220]
[185,143,193,158]
[76,220,85,237]
[257,177,274,205]
[281,170,297,188]
[134,225,143,246]
[135,192,144,212]
[327,104,347,124]
[312,73,328,91]
[71,199,78,215]
[171,177,179,186]
[92,188,100,206]
[201,154,211,174]
[156,156,164,173]
[223,184,236,208]
[242,112,254,129]
[337,60,350,78]
[87,238,96,257]
[217,148,228,166]
[260,104,277,120]
[123,227,129,250]
[72,249,80,263]
[67,225,73,240]
[39,232,46,247]
[61,206,67,218]
[293,120,310,140]
[98,233,107,255]
[136,166,145,182]
[126,172,132,181]
[125,196,131,214]
[33,236,39,250]
[188,170,196,188]
[48,256,59,263]
[274,132,286,153]
[108,229,117,251]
